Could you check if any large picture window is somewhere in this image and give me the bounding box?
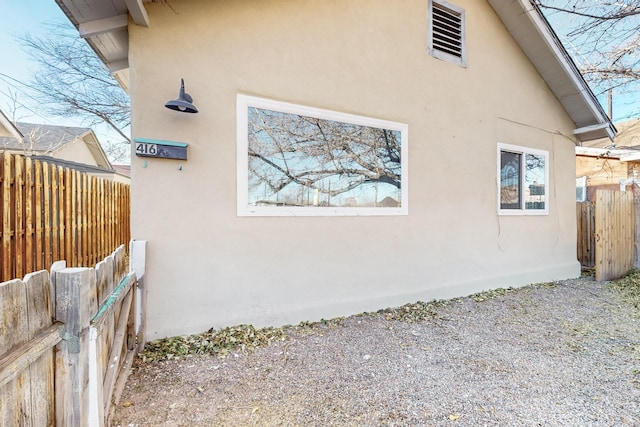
[237,95,408,216]
[498,143,549,215]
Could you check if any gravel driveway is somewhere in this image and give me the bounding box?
[112,276,640,426]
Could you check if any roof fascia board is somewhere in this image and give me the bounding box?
[522,1,612,128]
[79,14,129,39]
[488,0,616,142]
[574,123,617,141]
[82,131,113,169]
[108,59,130,73]
[125,0,149,27]
[0,110,24,142]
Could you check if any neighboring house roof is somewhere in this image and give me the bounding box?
[615,119,640,150]
[0,117,113,169]
[2,122,89,152]
[112,164,131,177]
[56,0,614,142]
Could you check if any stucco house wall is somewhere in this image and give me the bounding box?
[129,0,582,339]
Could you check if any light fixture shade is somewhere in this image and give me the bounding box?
[165,78,198,113]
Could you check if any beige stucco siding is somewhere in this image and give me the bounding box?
[129,0,580,339]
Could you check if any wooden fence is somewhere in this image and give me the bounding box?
[1,151,130,282]
[577,190,635,281]
[576,200,595,268]
[0,241,147,427]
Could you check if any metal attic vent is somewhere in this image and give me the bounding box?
[432,4,463,58]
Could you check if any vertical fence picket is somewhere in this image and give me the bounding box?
[81,173,88,267]
[99,180,105,261]
[24,270,56,426]
[24,158,34,274]
[55,267,94,426]
[43,164,53,268]
[0,279,30,427]
[64,168,72,266]
[0,153,129,278]
[15,156,24,278]
[106,182,112,259]
[88,176,95,266]
[34,160,44,272]
[2,154,14,282]
[57,167,63,265]
[71,170,77,267]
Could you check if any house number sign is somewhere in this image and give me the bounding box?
[134,138,188,160]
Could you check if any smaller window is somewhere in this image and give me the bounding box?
[498,144,549,215]
[428,0,466,67]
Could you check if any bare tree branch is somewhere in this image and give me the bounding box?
[14,22,131,160]
[247,107,402,207]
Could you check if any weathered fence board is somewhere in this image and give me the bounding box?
[0,243,145,427]
[25,270,56,425]
[0,152,130,281]
[0,270,56,427]
[576,201,595,267]
[595,190,634,281]
[0,279,30,427]
[55,267,94,427]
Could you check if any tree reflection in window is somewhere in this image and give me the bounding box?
[500,151,521,209]
[247,106,403,209]
[498,144,548,214]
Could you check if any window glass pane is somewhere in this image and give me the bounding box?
[500,151,521,209]
[247,107,402,209]
[525,153,545,210]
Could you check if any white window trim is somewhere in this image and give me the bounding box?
[428,0,467,68]
[497,143,550,216]
[237,94,409,217]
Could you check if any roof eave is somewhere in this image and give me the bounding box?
[58,0,616,143]
[488,0,616,142]
[81,131,114,169]
[54,0,150,93]
[0,110,24,142]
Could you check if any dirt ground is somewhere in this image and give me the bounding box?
[110,277,640,426]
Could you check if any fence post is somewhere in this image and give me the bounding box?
[130,240,147,352]
[88,326,104,427]
[54,267,95,427]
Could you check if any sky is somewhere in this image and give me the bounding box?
[0,0,127,156]
[0,1,637,151]
[0,0,69,118]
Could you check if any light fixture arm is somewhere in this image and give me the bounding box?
[165,78,198,113]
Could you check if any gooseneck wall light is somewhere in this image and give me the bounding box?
[165,78,198,113]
